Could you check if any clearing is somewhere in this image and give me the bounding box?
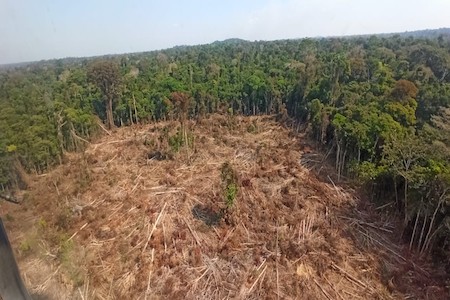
[1,115,447,299]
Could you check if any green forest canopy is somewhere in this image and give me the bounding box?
[0,32,449,258]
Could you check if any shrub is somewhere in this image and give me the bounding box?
[221,162,238,209]
[225,182,238,208]
[169,131,184,152]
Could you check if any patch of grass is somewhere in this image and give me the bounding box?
[221,162,238,209]
[143,138,155,147]
[246,120,259,134]
[18,231,40,255]
[169,129,195,153]
[19,239,33,253]
[5,213,14,221]
[58,234,72,262]
[169,130,184,152]
[58,233,85,287]
[75,161,92,192]
[38,217,47,229]
[225,182,238,208]
[55,207,72,230]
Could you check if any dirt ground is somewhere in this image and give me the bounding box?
[1,115,448,299]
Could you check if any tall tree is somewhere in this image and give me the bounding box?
[87,60,121,129]
[382,129,426,225]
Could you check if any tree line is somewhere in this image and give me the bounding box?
[0,33,449,258]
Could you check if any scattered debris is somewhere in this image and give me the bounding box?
[2,115,447,299]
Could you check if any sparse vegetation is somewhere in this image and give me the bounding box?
[18,239,32,253]
[224,183,237,208]
[168,129,185,152]
[75,158,92,192]
[221,162,238,209]
[4,213,14,222]
[58,235,85,287]
[246,121,258,134]
[38,217,47,229]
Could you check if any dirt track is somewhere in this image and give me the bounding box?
[1,115,447,299]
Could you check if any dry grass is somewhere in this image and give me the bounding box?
[1,115,447,299]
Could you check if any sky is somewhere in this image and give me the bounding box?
[0,0,449,64]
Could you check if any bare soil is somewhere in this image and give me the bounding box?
[1,115,448,299]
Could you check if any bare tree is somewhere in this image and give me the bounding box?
[170,92,191,147]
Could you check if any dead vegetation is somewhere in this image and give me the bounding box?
[1,115,448,299]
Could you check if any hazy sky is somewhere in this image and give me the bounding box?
[1,0,449,64]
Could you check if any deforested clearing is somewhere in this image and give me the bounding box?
[3,115,447,299]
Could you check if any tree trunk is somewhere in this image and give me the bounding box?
[394,178,399,210]
[357,146,361,163]
[335,139,341,173]
[418,210,428,251]
[56,114,65,154]
[13,158,30,189]
[404,178,408,226]
[410,202,421,250]
[133,93,139,123]
[189,65,193,90]
[421,193,446,254]
[106,98,114,129]
[340,147,347,181]
[129,103,134,125]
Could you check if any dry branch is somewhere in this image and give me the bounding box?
[183,216,202,247]
[248,264,268,295]
[324,276,346,300]
[340,216,393,233]
[142,202,167,253]
[313,279,333,300]
[68,223,89,241]
[331,263,371,291]
[97,120,112,135]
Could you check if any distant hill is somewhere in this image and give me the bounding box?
[335,27,450,39]
[1,27,449,70]
[212,38,250,45]
[381,27,450,38]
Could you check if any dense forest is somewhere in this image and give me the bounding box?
[1,32,449,261]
